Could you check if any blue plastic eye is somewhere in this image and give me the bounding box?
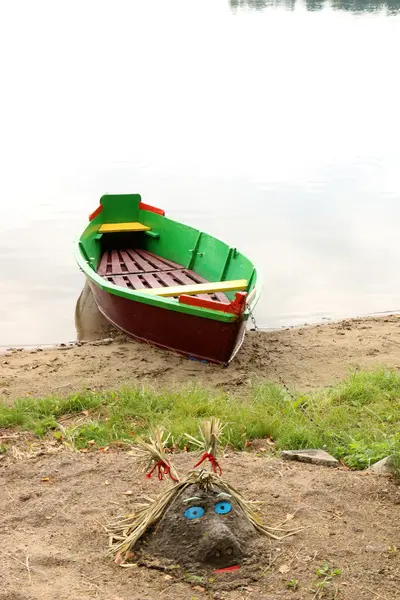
[215,501,232,515]
[184,506,205,520]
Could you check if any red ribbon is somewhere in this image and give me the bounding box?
[146,461,179,482]
[214,565,240,574]
[193,452,222,476]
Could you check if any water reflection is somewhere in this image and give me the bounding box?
[75,281,113,341]
[230,0,400,12]
[230,0,295,9]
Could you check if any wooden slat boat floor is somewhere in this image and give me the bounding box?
[98,248,182,276]
[97,248,229,303]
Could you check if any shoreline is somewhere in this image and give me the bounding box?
[2,307,400,350]
[2,312,400,404]
[2,308,400,354]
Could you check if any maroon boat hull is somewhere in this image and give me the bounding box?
[88,281,246,365]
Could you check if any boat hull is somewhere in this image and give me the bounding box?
[88,280,246,366]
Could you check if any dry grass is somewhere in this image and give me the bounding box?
[184,416,225,458]
[130,426,180,482]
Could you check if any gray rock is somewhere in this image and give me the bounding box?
[281,449,339,467]
[92,337,114,346]
[367,456,396,475]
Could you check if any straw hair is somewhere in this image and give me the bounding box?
[184,417,224,458]
[107,479,189,559]
[130,425,180,482]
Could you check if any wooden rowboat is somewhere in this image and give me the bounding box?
[73,194,262,365]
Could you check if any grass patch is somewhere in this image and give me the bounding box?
[1,368,400,472]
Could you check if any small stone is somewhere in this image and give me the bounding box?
[278,564,290,574]
[19,493,32,502]
[92,338,113,346]
[280,449,339,467]
[367,456,396,475]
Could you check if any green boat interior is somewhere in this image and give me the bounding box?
[97,242,230,303]
[77,194,258,312]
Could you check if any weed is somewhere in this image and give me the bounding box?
[312,563,342,597]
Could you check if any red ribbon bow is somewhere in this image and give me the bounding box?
[193,452,222,476]
[146,461,179,482]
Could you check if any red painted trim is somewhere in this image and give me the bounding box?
[214,565,240,573]
[89,205,103,221]
[230,291,247,315]
[179,295,233,313]
[139,202,165,217]
[179,291,247,316]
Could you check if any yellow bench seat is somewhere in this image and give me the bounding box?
[139,279,248,298]
[98,222,151,233]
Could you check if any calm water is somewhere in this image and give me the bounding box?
[1,0,400,347]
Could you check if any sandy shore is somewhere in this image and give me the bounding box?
[2,313,400,403]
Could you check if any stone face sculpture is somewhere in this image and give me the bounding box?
[144,480,256,569]
[106,419,299,573]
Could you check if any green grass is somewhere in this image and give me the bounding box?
[1,368,400,473]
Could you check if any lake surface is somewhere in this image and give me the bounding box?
[1,0,400,347]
